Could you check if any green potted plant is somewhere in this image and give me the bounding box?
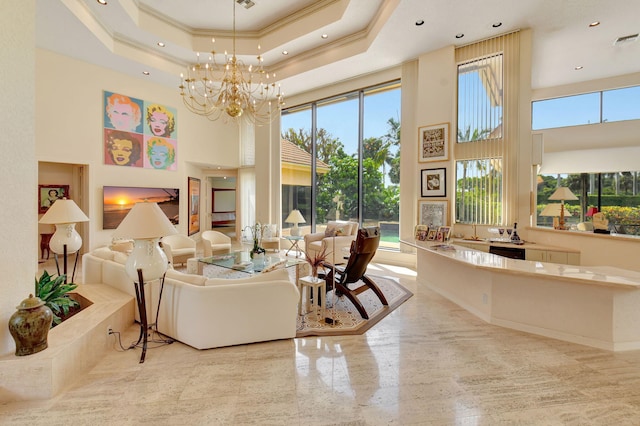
[35,271,80,327]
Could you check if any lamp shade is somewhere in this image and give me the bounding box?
[540,204,563,217]
[285,209,305,224]
[39,199,89,224]
[112,202,177,281]
[39,199,89,254]
[112,202,177,240]
[548,187,578,202]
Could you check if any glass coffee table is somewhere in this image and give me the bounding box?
[197,251,307,277]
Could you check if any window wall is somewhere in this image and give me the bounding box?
[280,81,401,248]
[532,85,640,130]
[537,172,640,235]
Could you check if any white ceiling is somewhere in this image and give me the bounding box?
[37,0,640,99]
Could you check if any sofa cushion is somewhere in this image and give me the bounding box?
[166,269,206,286]
[92,247,115,261]
[113,251,129,265]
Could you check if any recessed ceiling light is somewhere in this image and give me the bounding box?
[492,22,502,28]
[574,66,583,70]
[455,33,464,39]
[142,71,150,75]
[97,0,107,4]
[589,21,600,27]
[416,20,424,26]
[157,42,165,47]
[282,50,289,55]
[321,34,329,39]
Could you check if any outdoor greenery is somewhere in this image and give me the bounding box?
[282,117,400,225]
[537,173,640,235]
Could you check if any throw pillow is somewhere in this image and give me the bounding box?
[335,227,345,236]
[324,225,336,237]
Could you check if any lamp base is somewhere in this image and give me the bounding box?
[290,225,300,237]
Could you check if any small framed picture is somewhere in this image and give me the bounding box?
[414,224,429,241]
[438,226,451,241]
[38,184,70,214]
[418,123,449,162]
[418,200,448,227]
[421,168,446,197]
[426,229,438,241]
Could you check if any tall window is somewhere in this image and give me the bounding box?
[281,81,401,248]
[455,32,520,225]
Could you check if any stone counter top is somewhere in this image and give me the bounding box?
[403,239,640,289]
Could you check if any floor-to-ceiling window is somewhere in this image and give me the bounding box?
[281,81,401,248]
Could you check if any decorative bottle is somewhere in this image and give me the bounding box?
[510,222,521,242]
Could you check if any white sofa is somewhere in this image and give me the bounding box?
[82,248,299,350]
[303,220,358,263]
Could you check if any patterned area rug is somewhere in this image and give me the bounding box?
[295,275,412,337]
[191,264,413,337]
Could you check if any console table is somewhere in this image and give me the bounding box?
[404,239,640,351]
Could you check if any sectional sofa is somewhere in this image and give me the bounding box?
[82,247,300,350]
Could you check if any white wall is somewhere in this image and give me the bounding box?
[0,0,37,356]
[35,49,240,249]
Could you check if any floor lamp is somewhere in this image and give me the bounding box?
[112,202,177,363]
[38,199,89,283]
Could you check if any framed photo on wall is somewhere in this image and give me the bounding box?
[187,177,200,236]
[38,184,69,213]
[421,168,446,197]
[418,200,448,228]
[418,123,449,162]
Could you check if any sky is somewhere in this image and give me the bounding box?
[281,88,401,155]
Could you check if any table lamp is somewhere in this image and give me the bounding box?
[112,202,177,282]
[540,203,563,229]
[39,198,89,282]
[548,187,578,230]
[285,209,306,236]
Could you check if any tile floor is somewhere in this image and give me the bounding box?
[5,260,640,424]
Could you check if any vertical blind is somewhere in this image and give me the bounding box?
[454,31,520,225]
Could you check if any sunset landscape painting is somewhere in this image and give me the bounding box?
[103,186,179,229]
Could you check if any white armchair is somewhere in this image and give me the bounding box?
[303,221,358,264]
[201,230,232,256]
[261,224,280,252]
[161,234,196,266]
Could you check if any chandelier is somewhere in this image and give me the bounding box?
[178,0,285,124]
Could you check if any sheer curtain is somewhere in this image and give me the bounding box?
[239,119,256,242]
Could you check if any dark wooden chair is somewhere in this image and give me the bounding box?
[322,226,388,319]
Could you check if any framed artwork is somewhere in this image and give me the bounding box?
[414,224,429,241]
[426,229,438,241]
[418,123,449,162]
[421,168,446,197]
[38,184,69,213]
[438,226,451,241]
[103,186,179,229]
[188,177,201,236]
[418,200,448,228]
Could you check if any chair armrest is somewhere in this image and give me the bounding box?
[304,232,325,246]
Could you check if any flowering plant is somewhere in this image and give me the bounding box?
[244,223,265,258]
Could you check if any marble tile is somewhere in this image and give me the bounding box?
[4,263,640,424]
